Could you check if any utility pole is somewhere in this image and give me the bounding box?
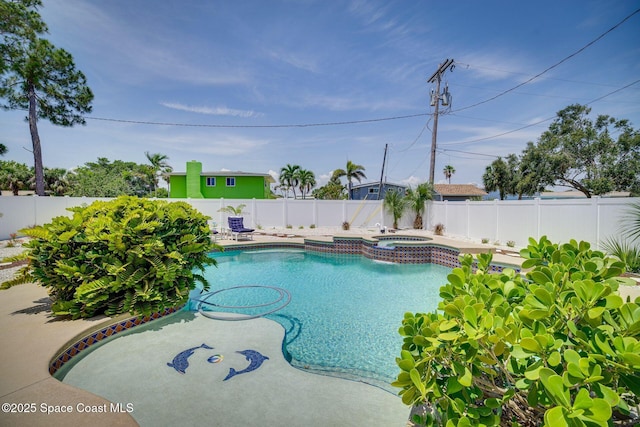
[377,143,388,200]
[427,58,454,184]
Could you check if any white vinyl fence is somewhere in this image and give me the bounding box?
[425,197,638,249]
[0,196,637,249]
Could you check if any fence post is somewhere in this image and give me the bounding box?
[219,198,225,227]
[534,197,541,240]
[283,197,288,227]
[313,198,318,227]
[33,194,38,227]
[594,196,600,249]
[494,199,499,242]
[342,200,347,224]
[251,198,257,228]
[465,199,470,239]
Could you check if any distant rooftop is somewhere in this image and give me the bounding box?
[539,190,630,199]
[433,184,487,197]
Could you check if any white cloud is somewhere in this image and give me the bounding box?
[348,1,398,34]
[456,53,536,83]
[268,169,280,182]
[399,175,423,187]
[161,102,262,118]
[266,49,319,73]
[147,133,270,157]
[43,2,250,87]
[298,93,414,112]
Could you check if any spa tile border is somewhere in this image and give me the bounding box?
[220,236,520,272]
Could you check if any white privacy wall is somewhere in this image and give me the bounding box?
[0,196,637,249]
[424,197,638,249]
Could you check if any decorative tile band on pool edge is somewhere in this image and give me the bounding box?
[218,236,521,272]
[49,305,184,376]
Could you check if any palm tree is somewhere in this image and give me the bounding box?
[0,144,7,156]
[482,157,510,200]
[29,167,69,196]
[0,160,31,196]
[145,152,172,197]
[333,160,366,200]
[405,183,433,229]
[297,169,316,199]
[279,164,301,199]
[443,165,456,184]
[383,189,408,229]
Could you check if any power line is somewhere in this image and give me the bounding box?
[440,78,640,147]
[63,8,638,132]
[394,117,431,153]
[451,8,640,113]
[439,117,553,147]
[438,148,499,158]
[86,112,430,128]
[454,62,624,89]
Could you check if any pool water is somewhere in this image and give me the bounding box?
[196,249,448,389]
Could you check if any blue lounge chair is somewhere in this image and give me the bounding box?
[228,217,254,241]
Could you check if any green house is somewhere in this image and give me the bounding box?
[169,161,274,199]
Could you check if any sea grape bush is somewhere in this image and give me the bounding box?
[14,196,217,319]
[394,236,640,427]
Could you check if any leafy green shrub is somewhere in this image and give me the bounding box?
[4,196,217,319]
[394,236,639,426]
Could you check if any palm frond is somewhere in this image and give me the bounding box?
[601,236,640,273]
[621,202,640,243]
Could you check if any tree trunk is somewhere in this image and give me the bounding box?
[28,83,45,196]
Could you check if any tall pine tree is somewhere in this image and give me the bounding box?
[1,0,93,195]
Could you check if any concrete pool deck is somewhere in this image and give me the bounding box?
[1,230,638,426]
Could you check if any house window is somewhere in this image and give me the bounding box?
[226,177,236,187]
[368,187,379,194]
[206,177,216,187]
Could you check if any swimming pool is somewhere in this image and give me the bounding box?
[56,249,448,391]
[194,249,448,389]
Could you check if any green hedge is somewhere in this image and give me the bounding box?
[15,196,217,319]
[395,236,640,426]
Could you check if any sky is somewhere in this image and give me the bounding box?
[1,0,639,191]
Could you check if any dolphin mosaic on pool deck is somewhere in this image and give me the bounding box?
[167,343,213,374]
[223,349,270,381]
[166,344,269,380]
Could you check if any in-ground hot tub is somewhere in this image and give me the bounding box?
[374,235,432,249]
